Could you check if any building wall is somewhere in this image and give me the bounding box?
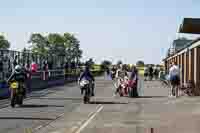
[189,49,194,81]
[193,47,200,94]
[164,42,200,95]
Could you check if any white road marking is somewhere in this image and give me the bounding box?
[34,113,64,131]
[74,105,103,133]
[35,125,43,130]
[164,98,183,104]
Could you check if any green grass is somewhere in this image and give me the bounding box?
[92,64,101,71]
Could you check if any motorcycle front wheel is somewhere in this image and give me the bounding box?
[10,89,16,108]
[17,95,23,106]
[83,85,90,104]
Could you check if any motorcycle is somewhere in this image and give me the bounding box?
[9,80,24,108]
[79,79,92,104]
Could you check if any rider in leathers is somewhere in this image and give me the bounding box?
[79,66,95,96]
[7,65,28,98]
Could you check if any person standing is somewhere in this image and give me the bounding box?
[144,67,148,81]
[169,61,180,97]
[129,66,139,97]
[148,66,153,81]
[13,55,18,68]
[114,64,128,95]
[106,67,112,80]
[31,61,38,73]
[110,66,116,80]
[154,67,159,80]
[43,60,48,71]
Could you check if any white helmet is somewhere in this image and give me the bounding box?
[15,65,22,73]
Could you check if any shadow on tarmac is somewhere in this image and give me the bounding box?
[0,116,54,120]
[30,97,82,101]
[89,101,128,104]
[138,96,167,98]
[20,104,64,108]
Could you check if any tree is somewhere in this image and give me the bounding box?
[101,60,112,71]
[136,60,145,67]
[28,33,83,69]
[28,33,49,57]
[0,35,10,49]
[47,33,65,56]
[63,33,82,64]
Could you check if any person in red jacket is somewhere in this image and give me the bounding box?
[31,61,38,73]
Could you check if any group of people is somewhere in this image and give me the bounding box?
[109,64,139,97]
[144,66,160,81]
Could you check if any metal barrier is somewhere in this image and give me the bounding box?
[0,69,78,98]
[0,49,66,82]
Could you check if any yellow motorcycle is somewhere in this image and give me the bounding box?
[9,80,24,108]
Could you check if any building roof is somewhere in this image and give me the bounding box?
[163,37,200,61]
[173,39,193,48]
[179,18,200,34]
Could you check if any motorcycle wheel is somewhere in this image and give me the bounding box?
[11,90,16,108]
[17,95,23,106]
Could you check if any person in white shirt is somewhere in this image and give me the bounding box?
[114,64,128,95]
[169,61,180,97]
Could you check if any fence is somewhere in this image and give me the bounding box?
[0,69,79,98]
[0,49,105,98]
[0,49,68,81]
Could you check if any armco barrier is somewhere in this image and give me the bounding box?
[0,81,10,99]
[0,70,78,98]
[0,69,102,98]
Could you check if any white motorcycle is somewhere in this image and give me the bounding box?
[79,79,91,104]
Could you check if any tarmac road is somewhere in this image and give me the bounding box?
[1,77,200,133]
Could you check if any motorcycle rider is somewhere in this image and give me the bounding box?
[7,65,28,98]
[79,65,95,96]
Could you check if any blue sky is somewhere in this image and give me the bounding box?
[0,0,199,64]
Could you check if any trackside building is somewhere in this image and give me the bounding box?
[164,18,200,95]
